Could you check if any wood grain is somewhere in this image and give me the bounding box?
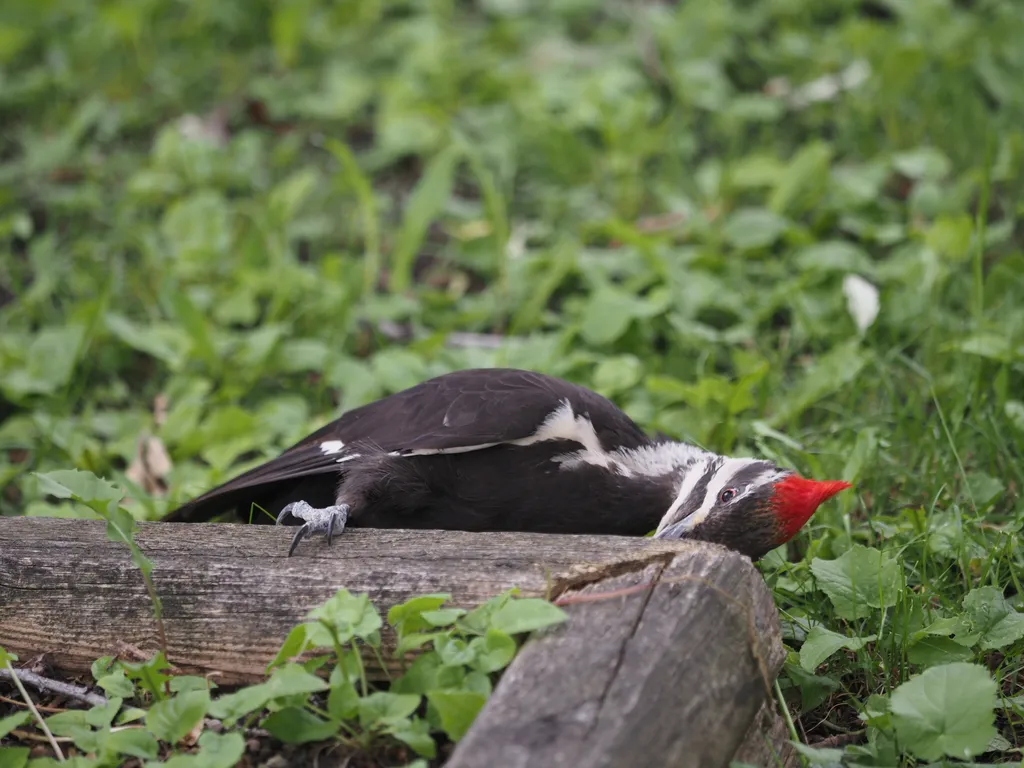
[0,516,795,766]
[1,517,686,682]
[447,545,794,768]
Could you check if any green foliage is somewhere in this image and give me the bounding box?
[0,584,565,764]
[889,663,998,762]
[810,545,901,620]
[781,540,1023,765]
[2,0,1024,763]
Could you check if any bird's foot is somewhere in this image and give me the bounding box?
[276,500,350,557]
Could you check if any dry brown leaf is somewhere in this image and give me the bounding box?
[125,434,173,497]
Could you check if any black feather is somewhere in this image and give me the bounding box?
[164,368,653,525]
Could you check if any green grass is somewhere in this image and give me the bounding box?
[1,0,1023,765]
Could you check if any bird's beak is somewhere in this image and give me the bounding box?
[653,517,697,540]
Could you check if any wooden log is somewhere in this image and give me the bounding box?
[1,517,693,682]
[447,545,795,768]
[0,517,795,767]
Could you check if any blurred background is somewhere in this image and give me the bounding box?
[1,0,1023,758]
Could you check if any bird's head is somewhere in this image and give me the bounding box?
[653,457,851,560]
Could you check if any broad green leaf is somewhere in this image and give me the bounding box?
[396,631,447,656]
[892,146,951,180]
[889,663,997,761]
[907,636,974,667]
[41,709,90,738]
[268,168,318,224]
[579,285,639,346]
[729,153,785,189]
[463,670,493,698]
[0,746,30,768]
[783,664,840,712]
[722,207,788,250]
[262,707,340,744]
[489,598,568,635]
[121,652,173,699]
[962,586,1024,650]
[950,333,1021,362]
[435,635,476,667]
[197,731,246,766]
[42,710,98,753]
[104,314,189,369]
[592,354,644,396]
[419,608,467,628]
[160,190,231,264]
[357,692,422,729]
[206,667,325,729]
[145,689,209,744]
[925,214,973,261]
[918,615,974,643]
[167,290,217,368]
[96,669,135,698]
[388,716,437,758]
[427,690,487,742]
[156,731,245,768]
[391,652,465,695]
[85,697,122,728]
[768,340,867,426]
[21,757,98,768]
[390,143,461,292]
[327,679,360,721]
[99,728,159,760]
[799,626,875,672]
[276,338,330,374]
[1005,400,1024,433]
[0,324,85,397]
[306,589,383,644]
[0,712,29,739]
[841,427,878,487]
[794,240,873,273]
[266,624,313,671]
[34,469,123,508]
[169,676,216,694]
[789,742,845,767]
[810,545,901,619]
[963,473,1005,510]
[469,630,517,673]
[208,684,274,724]
[457,590,518,636]
[116,708,147,725]
[266,663,329,698]
[0,647,17,665]
[769,141,832,215]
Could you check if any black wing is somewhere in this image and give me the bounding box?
[163,368,649,522]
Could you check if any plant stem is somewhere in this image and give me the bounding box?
[5,662,66,763]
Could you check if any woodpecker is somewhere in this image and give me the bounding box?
[164,368,851,559]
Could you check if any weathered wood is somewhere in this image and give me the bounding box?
[733,700,801,768]
[0,517,793,767]
[1,517,686,682]
[447,545,794,768]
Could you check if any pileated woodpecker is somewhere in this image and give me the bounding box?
[164,368,851,559]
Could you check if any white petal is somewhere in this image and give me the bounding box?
[843,274,880,333]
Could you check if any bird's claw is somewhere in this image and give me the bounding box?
[276,500,350,556]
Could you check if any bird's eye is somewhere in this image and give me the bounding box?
[719,488,738,503]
